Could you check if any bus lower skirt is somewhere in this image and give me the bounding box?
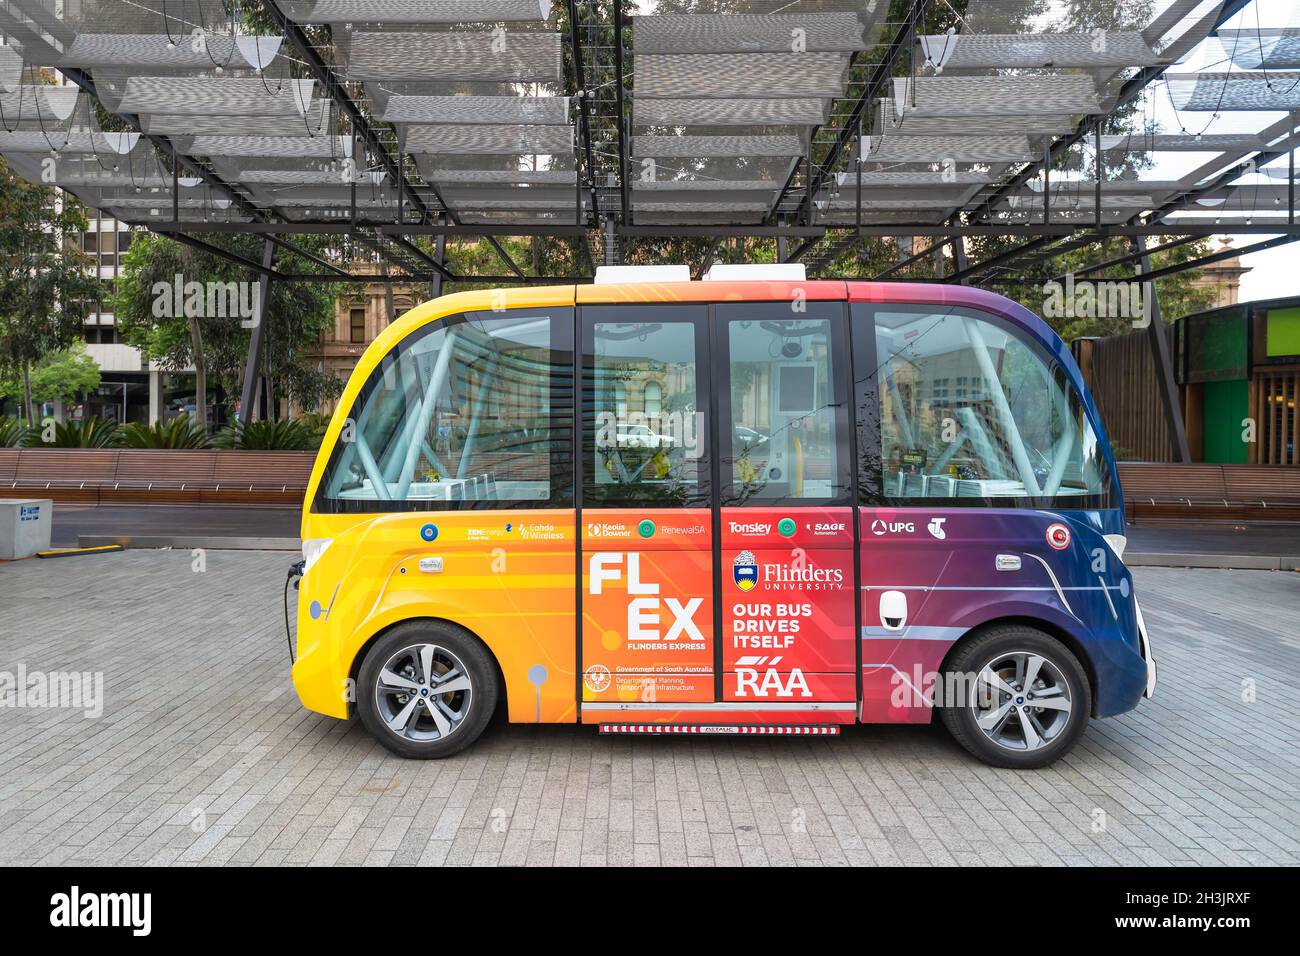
[598,724,840,736]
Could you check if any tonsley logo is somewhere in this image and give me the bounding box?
[729,520,772,536]
[50,886,151,936]
[871,519,915,536]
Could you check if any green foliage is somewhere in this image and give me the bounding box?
[121,415,210,449]
[0,416,28,447]
[28,341,101,405]
[296,412,333,447]
[23,416,121,448]
[213,417,319,450]
[0,157,103,416]
[110,232,345,415]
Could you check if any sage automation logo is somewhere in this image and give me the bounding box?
[733,550,758,591]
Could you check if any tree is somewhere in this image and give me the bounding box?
[29,340,101,407]
[110,232,345,424]
[0,157,102,422]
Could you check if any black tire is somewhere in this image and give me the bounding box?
[357,621,498,759]
[938,625,1091,770]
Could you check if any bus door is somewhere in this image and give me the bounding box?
[578,305,717,708]
[715,302,858,710]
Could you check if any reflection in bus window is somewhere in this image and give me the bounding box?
[586,317,707,507]
[725,316,847,503]
[323,311,562,506]
[872,307,1109,500]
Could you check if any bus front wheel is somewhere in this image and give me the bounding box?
[357,621,498,759]
[939,625,1091,770]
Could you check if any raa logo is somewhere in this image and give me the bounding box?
[733,550,758,592]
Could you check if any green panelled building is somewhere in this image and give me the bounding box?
[1176,298,1300,466]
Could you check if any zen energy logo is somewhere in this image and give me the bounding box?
[152,273,261,327]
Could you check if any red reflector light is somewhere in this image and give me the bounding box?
[1046,523,1071,550]
[599,724,840,736]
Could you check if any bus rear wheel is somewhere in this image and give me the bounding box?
[357,621,498,759]
[939,625,1090,770]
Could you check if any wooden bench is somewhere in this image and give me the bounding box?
[205,451,316,504]
[1221,465,1300,521]
[0,449,19,486]
[111,450,219,503]
[9,449,119,503]
[2,449,314,506]
[1119,462,1300,522]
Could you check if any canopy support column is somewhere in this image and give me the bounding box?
[1130,234,1191,463]
[239,239,278,423]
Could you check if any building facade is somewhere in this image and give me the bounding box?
[297,279,422,417]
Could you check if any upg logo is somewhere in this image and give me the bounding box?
[871,519,915,536]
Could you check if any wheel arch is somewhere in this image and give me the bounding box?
[347,616,508,720]
[939,615,1099,718]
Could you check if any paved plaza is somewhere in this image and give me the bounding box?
[0,550,1296,866]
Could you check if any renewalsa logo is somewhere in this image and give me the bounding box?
[50,886,151,936]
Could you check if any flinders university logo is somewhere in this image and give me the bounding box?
[733,550,758,591]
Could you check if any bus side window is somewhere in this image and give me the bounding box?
[859,304,1110,503]
[581,305,710,508]
[317,308,573,511]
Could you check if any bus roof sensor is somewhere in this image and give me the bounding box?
[593,264,691,284]
[701,263,807,281]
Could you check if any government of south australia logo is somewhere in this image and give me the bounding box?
[733,550,758,591]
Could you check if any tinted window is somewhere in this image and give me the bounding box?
[856,303,1110,503]
[315,308,573,511]
[717,302,851,505]
[582,305,709,508]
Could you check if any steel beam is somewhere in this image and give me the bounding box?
[1130,235,1191,463]
[613,0,631,226]
[765,0,930,223]
[238,240,279,424]
[261,1,450,225]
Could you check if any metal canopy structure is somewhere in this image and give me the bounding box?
[0,0,1297,286]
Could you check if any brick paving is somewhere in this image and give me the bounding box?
[0,549,1296,866]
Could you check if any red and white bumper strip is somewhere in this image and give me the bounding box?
[599,724,840,736]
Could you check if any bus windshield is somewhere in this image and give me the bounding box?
[319,308,571,509]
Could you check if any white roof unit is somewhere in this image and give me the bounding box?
[701,263,807,282]
[593,264,691,284]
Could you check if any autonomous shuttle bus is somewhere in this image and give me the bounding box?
[289,268,1156,769]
